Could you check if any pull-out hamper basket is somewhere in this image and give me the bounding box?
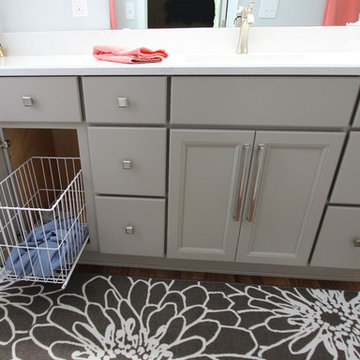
[0,157,88,288]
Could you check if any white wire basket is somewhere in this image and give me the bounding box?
[0,157,88,289]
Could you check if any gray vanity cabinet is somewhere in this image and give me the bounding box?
[167,130,344,265]
[167,129,255,261]
[236,131,344,266]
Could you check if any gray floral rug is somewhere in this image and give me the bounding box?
[0,273,359,360]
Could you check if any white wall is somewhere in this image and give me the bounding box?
[226,0,327,27]
[0,0,149,32]
[0,0,110,32]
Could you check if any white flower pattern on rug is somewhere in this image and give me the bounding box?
[229,284,360,360]
[0,273,358,360]
[0,280,52,346]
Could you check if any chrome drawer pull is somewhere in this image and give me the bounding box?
[125,225,134,235]
[247,144,265,222]
[22,96,33,107]
[117,97,128,108]
[122,160,133,169]
[233,143,250,221]
[354,238,360,247]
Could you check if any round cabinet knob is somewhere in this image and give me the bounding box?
[22,96,33,107]
[354,238,360,247]
[124,225,134,235]
[122,160,133,169]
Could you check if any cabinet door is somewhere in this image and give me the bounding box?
[167,129,255,261]
[236,131,344,266]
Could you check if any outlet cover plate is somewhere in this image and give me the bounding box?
[259,0,279,19]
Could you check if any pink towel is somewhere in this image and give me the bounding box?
[323,0,360,25]
[93,46,168,64]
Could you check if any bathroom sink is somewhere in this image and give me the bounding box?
[183,52,360,67]
[184,53,307,65]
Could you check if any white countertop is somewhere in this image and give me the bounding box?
[0,27,360,76]
[1,52,360,76]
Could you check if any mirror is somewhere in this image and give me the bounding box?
[0,0,359,33]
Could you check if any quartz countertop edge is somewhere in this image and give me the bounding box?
[0,53,360,76]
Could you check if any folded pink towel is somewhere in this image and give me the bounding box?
[93,46,168,64]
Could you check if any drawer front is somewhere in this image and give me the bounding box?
[0,77,81,122]
[311,206,360,269]
[96,196,165,257]
[88,127,166,196]
[83,76,167,124]
[331,132,360,204]
[171,76,360,127]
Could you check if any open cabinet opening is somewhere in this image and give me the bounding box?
[0,128,88,289]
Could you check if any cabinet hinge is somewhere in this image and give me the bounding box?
[0,140,10,149]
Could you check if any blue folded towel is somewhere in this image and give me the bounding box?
[5,219,87,277]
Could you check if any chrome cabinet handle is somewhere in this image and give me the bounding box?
[247,144,265,222]
[122,160,133,169]
[117,97,128,108]
[124,225,134,235]
[354,238,360,247]
[233,143,250,221]
[22,96,33,107]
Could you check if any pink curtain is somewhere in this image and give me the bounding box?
[322,0,360,25]
[109,0,117,29]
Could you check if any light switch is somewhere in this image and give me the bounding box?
[259,0,279,19]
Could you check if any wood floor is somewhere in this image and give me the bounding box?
[75,265,360,291]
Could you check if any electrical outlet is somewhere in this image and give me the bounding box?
[259,0,279,19]
[126,1,136,20]
[72,0,88,17]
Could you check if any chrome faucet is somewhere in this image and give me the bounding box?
[235,2,255,54]
[0,43,6,57]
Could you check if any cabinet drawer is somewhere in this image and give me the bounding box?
[331,132,360,204]
[171,76,360,127]
[83,76,166,124]
[311,206,360,269]
[88,127,166,196]
[0,77,81,122]
[96,196,165,257]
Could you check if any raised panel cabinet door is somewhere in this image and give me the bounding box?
[331,132,360,204]
[167,129,255,261]
[236,131,345,266]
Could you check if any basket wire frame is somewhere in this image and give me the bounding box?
[0,157,88,289]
